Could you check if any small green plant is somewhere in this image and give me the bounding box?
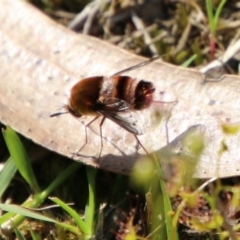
[205,0,227,59]
[0,126,98,239]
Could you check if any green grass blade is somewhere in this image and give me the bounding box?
[0,204,58,222]
[0,203,80,236]
[14,227,26,240]
[50,197,90,235]
[206,0,226,36]
[155,157,178,240]
[85,166,97,236]
[213,0,227,31]
[0,157,17,198]
[181,54,197,68]
[0,212,15,225]
[2,127,40,193]
[30,230,41,240]
[205,0,214,34]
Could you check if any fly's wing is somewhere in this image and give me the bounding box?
[110,55,161,77]
[102,98,130,111]
[97,98,146,135]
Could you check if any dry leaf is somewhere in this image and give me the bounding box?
[1,0,240,178]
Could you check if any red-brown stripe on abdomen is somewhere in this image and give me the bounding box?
[112,76,136,106]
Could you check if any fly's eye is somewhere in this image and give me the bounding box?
[66,105,82,118]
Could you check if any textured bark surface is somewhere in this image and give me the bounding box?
[1,0,240,178]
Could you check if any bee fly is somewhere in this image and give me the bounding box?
[51,56,161,160]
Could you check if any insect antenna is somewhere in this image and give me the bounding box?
[50,112,68,117]
[50,105,68,117]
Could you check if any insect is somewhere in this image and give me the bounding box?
[51,56,161,160]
